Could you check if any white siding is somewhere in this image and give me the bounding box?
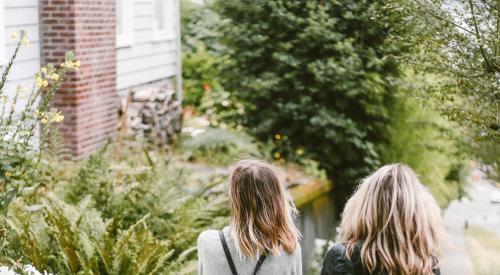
[116,0,181,93]
[1,0,41,100]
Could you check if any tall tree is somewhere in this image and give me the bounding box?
[412,0,499,179]
[214,0,411,194]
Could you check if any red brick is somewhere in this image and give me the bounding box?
[41,0,118,157]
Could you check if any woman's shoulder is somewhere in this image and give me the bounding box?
[324,243,349,263]
[321,243,360,275]
[197,229,221,249]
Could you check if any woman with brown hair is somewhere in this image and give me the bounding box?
[197,160,302,275]
[321,164,445,275]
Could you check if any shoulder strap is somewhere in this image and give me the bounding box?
[252,254,267,275]
[219,230,268,275]
[219,230,238,275]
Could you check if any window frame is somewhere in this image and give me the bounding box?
[0,0,6,66]
[152,0,177,41]
[116,0,134,48]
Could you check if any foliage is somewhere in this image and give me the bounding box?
[180,0,230,109]
[180,0,226,55]
[180,128,264,165]
[0,140,229,274]
[465,226,500,275]
[181,46,222,107]
[198,85,245,129]
[0,30,79,212]
[5,195,173,274]
[214,0,412,188]
[410,0,499,180]
[380,74,466,206]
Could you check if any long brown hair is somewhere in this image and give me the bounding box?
[229,159,300,259]
[338,164,445,275]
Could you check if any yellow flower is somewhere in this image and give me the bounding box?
[40,118,48,124]
[10,32,17,41]
[4,172,12,178]
[21,37,31,47]
[53,112,64,123]
[35,76,44,88]
[274,134,281,140]
[73,60,81,68]
[50,73,60,81]
[274,152,281,159]
[15,85,27,94]
[42,80,49,87]
[60,63,65,68]
[41,67,47,74]
[296,148,304,156]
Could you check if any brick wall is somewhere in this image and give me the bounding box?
[41,0,118,157]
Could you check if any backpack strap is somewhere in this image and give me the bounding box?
[219,230,238,275]
[219,230,268,275]
[253,254,267,275]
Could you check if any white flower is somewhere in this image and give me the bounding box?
[0,266,19,275]
[23,265,50,275]
[23,265,40,275]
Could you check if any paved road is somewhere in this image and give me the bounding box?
[440,172,500,275]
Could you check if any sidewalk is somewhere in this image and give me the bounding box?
[440,200,473,275]
[440,170,500,275]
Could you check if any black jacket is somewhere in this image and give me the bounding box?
[320,243,441,275]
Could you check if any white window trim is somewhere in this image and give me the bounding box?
[0,0,6,66]
[152,0,177,42]
[116,0,134,48]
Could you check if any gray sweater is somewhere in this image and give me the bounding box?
[197,227,302,275]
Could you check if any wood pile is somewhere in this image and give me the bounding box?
[120,87,182,145]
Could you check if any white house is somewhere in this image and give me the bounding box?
[0,0,182,156]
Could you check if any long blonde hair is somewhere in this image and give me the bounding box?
[337,164,445,275]
[229,160,300,259]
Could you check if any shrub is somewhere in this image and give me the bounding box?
[180,128,264,165]
[182,47,222,108]
[1,140,229,274]
[180,0,228,109]
[214,0,412,191]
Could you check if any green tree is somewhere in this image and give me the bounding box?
[411,0,499,180]
[381,73,464,206]
[214,0,410,192]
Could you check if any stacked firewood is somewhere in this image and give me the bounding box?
[121,87,182,145]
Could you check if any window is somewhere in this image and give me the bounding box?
[116,0,134,48]
[153,0,177,40]
[0,0,6,66]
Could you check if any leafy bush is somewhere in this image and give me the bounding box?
[214,0,412,190]
[180,128,264,165]
[182,47,222,108]
[180,0,228,109]
[1,140,229,274]
[6,194,173,274]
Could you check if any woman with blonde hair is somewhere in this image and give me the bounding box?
[321,164,444,275]
[197,160,302,275]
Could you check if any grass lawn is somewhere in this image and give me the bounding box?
[465,225,500,275]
